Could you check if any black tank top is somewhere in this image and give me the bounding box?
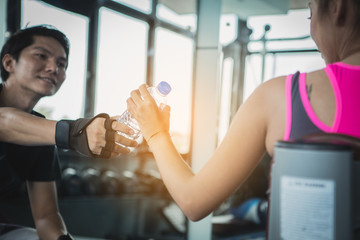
[289,72,322,139]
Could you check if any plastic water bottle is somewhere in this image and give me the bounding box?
[117,81,172,140]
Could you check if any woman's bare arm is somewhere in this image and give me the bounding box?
[127,77,286,221]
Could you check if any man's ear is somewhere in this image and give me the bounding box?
[2,54,16,73]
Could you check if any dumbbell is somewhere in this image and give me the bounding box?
[81,167,101,196]
[99,169,122,196]
[60,167,84,196]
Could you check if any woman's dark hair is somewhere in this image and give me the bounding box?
[316,0,360,32]
[316,0,331,17]
[0,24,70,81]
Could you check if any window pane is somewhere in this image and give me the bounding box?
[218,58,234,144]
[154,28,194,154]
[244,52,324,101]
[22,0,88,119]
[271,52,325,76]
[243,9,323,100]
[0,1,5,51]
[96,7,148,117]
[157,4,196,33]
[248,9,312,40]
[248,9,317,51]
[244,54,263,100]
[112,0,152,13]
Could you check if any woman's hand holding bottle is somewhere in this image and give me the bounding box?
[127,84,171,144]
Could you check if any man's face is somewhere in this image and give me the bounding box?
[10,35,67,97]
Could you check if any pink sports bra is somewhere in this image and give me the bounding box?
[284,62,360,140]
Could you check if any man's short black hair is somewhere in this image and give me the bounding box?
[0,24,70,81]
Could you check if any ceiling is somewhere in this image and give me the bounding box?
[160,0,309,19]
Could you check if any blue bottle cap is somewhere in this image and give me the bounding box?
[157,81,172,95]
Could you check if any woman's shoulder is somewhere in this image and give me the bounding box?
[256,75,288,95]
[246,75,288,115]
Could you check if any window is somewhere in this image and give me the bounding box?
[154,28,194,153]
[112,0,152,14]
[218,58,234,144]
[244,9,324,100]
[248,9,313,41]
[217,9,325,131]
[95,7,148,117]
[157,3,197,33]
[22,0,88,119]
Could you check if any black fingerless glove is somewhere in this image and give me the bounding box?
[55,113,109,157]
[57,233,74,240]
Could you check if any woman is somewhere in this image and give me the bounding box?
[127,0,360,221]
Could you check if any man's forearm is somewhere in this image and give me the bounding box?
[35,212,68,240]
[0,107,56,145]
[28,182,69,240]
[0,107,137,158]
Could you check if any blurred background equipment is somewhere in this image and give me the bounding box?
[99,168,122,196]
[81,167,101,196]
[60,167,85,197]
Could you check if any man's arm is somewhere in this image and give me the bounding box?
[0,107,56,145]
[0,107,138,158]
[27,181,68,240]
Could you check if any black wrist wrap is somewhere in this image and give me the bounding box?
[55,113,110,157]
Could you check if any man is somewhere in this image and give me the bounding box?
[0,25,137,158]
[0,25,136,239]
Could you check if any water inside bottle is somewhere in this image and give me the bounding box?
[116,111,141,140]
